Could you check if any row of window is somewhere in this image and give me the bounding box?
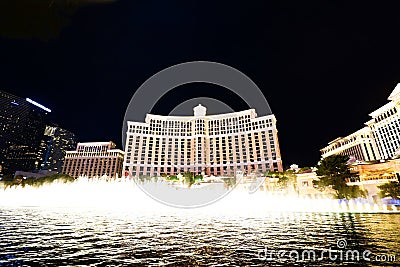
[65,152,123,158]
[373,106,397,123]
[126,162,279,176]
[129,115,275,136]
[125,131,278,166]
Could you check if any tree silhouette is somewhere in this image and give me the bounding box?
[314,155,365,199]
[378,181,400,200]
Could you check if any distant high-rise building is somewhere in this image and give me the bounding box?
[39,125,77,173]
[0,90,50,176]
[124,105,283,177]
[62,142,124,178]
[321,83,400,161]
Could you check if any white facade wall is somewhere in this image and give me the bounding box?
[320,127,380,162]
[366,86,400,159]
[124,106,283,177]
[321,83,400,161]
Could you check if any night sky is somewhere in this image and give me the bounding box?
[1,1,400,168]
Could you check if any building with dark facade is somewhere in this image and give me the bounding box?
[39,125,77,173]
[0,90,50,176]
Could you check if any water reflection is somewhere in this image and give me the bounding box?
[0,208,398,266]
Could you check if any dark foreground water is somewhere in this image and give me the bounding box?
[0,208,399,266]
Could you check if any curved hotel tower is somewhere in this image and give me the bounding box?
[124,105,283,177]
[321,83,400,161]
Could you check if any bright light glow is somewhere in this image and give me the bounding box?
[26,98,51,112]
[0,179,398,215]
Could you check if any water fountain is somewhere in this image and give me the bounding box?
[0,177,398,213]
[1,177,399,266]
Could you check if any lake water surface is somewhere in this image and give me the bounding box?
[0,207,399,266]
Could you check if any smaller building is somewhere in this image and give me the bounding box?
[62,141,124,178]
[295,170,335,198]
[347,159,400,199]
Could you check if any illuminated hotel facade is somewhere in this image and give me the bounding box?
[320,127,380,162]
[366,84,400,160]
[124,105,283,177]
[0,90,50,176]
[62,141,124,178]
[321,83,400,161]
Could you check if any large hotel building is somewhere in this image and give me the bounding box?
[320,127,380,162]
[0,90,49,176]
[321,83,400,161]
[124,105,283,177]
[62,141,124,178]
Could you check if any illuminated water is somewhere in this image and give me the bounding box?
[0,180,399,266]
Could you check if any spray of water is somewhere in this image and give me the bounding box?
[0,178,398,214]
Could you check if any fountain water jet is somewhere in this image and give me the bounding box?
[0,178,398,214]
